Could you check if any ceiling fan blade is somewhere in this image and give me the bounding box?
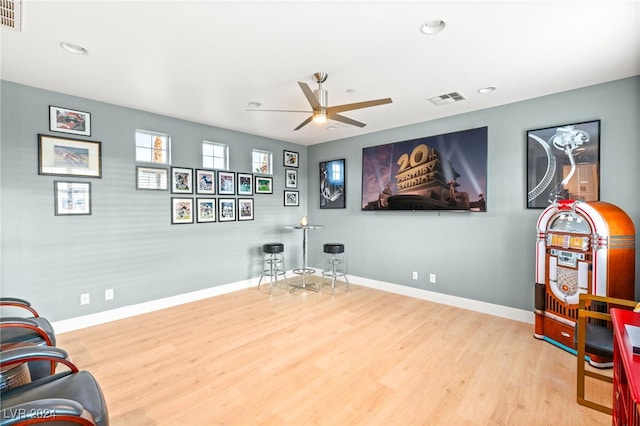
[293,115,314,131]
[329,113,366,128]
[327,97,392,114]
[247,109,312,113]
[298,82,322,110]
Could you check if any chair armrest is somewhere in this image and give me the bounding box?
[0,346,78,373]
[0,298,39,317]
[0,318,53,346]
[0,398,97,426]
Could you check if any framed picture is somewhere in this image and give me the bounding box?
[237,173,253,195]
[527,120,601,208]
[196,198,216,223]
[218,198,236,222]
[171,197,194,224]
[218,171,235,195]
[238,198,254,221]
[136,166,168,190]
[49,106,91,136]
[54,181,91,215]
[320,159,346,209]
[361,127,488,212]
[285,169,298,188]
[195,169,216,194]
[284,150,299,168]
[38,134,102,178]
[255,176,273,194]
[171,167,194,194]
[284,190,299,207]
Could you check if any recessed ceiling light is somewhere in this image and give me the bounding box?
[420,20,446,35]
[346,89,355,94]
[327,126,337,130]
[247,101,262,108]
[60,42,88,55]
[477,87,496,94]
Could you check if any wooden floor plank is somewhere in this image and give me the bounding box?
[56,282,611,425]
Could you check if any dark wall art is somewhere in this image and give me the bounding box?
[361,127,488,212]
[320,159,345,209]
[526,120,600,209]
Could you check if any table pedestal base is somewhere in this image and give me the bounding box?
[289,268,319,293]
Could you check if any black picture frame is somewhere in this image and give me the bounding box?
[218,171,235,195]
[38,134,102,178]
[284,190,299,207]
[196,198,216,223]
[526,120,600,208]
[285,169,298,188]
[171,197,194,224]
[238,198,254,221]
[195,169,216,195]
[136,166,168,191]
[284,150,299,168]
[49,105,91,136]
[255,176,273,194]
[54,181,91,215]
[237,173,253,195]
[170,167,194,194]
[320,159,346,209]
[218,198,236,221]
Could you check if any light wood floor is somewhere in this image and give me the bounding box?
[57,280,611,425]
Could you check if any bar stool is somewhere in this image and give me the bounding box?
[257,243,288,294]
[321,243,349,294]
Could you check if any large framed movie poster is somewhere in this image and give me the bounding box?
[361,127,487,212]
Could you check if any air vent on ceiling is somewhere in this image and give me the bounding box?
[1,0,22,31]
[427,91,466,106]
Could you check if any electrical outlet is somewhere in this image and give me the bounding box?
[80,293,90,305]
[429,274,436,284]
[412,271,418,280]
[105,289,114,300]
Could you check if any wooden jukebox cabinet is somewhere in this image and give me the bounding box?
[534,200,636,363]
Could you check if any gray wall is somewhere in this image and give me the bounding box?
[1,81,308,321]
[306,76,640,309]
[1,77,638,322]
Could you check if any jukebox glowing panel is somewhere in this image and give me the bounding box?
[534,200,636,359]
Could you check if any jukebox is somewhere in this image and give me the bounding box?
[534,199,636,364]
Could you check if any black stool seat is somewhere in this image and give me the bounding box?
[574,322,614,358]
[263,243,284,254]
[323,243,344,254]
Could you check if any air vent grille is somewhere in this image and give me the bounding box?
[427,91,466,106]
[1,0,21,31]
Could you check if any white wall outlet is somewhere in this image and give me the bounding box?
[412,271,418,280]
[105,288,114,300]
[429,273,436,283]
[80,293,90,305]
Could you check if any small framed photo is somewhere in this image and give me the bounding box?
[171,167,193,194]
[285,169,298,188]
[196,169,216,194]
[171,197,194,224]
[218,198,236,222]
[136,166,168,190]
[49,106,91,136]
[284,190,299,207]
[38,134,102,178]
[54,181,91,215]
[238,198,254,221]
[284,150,299,168]
[196,198,217,223]
[255,176,273,194]
[218,171,235,195]
[237,173,253,195]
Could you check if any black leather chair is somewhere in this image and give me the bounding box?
[1,346,109,426]
[575,293,639,414]
[1,297,57,380]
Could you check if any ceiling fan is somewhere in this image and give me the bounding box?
[249,72,392,131]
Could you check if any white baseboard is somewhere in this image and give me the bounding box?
[53,272,533,334]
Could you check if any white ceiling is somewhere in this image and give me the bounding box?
[1,1,639,146]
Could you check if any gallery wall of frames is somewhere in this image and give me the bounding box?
[40,105,302,222]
